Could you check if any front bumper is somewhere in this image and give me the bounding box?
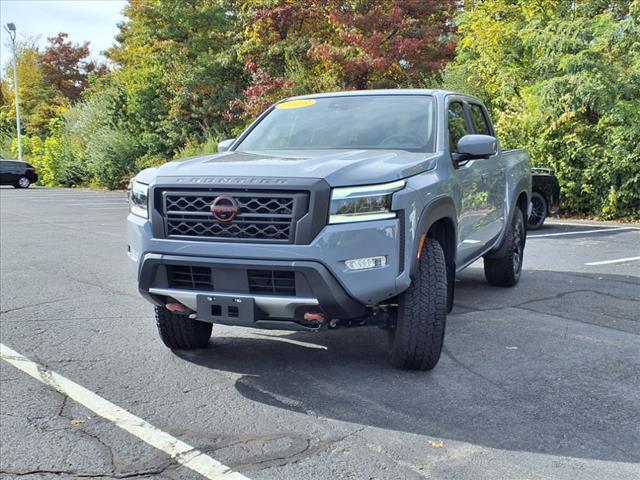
[139,254,366,323]
[128,213,406,326]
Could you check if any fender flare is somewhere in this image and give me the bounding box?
[410,196,458,277]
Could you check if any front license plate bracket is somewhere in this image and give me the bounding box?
[197,294,256,323]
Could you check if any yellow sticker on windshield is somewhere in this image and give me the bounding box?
[275,99,316,110]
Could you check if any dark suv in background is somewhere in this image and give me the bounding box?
[0,160,38,188]
[529,168,560,229]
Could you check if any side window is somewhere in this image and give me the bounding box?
[447,102,469,152]
[469,103,491,136]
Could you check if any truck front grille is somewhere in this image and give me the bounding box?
[161,191,307,243]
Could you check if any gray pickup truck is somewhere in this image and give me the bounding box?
[127,89,531,370]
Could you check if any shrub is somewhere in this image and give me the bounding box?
[443,1,640,219]
[175,130,224,159]
[86,127,144,189]
[0,132,13,159]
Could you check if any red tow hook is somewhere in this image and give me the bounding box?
[303,312,326,323]
[166,302,191,314]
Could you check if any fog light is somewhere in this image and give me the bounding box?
[345,255,387,270]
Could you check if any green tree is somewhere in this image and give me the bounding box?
[2,43,68,137]
[109,0,246,155]
[444,0,640,218]
[239,0,330,76]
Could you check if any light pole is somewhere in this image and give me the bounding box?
[4,22,22,161]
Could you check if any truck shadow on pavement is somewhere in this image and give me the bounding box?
[176,268,640,464]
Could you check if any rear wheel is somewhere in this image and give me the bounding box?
[484,209,526,287]
[388,239,447,371]
[528,192,547,230]
[15,176,30,188]
[155,306,212,349]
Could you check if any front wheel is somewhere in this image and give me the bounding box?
[15,176,31,188]
[484,209,526,287]
[155,306,212,349]
[528,192,547,230]
[388,239,447,371]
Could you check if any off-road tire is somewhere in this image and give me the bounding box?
[484,209,526,287]
[528,192,547,230]
[155,306,212,349]
[388,239,447,371]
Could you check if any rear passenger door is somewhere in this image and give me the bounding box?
[467,102,506,241]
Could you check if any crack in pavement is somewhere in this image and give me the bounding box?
[11,366,176,479]
[553,269,639,287]
[57,394,118,474]
[515,305,640,336]
[0,468,172,479]
[456,288,638,314]
[240,426,367,472]
[0,297,71,315]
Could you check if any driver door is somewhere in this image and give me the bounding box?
[468,102,506,241]
[447,100,492,265]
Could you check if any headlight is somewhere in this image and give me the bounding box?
[128,180,149,218]
[329,180,405,224]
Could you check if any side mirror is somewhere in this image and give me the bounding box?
[217,138,236,153]
[455,134,497,162]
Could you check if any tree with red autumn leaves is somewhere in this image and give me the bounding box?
[230,0,457,121]
[224,62,296,122]
[39,33,107,102]
[311,0,458,89]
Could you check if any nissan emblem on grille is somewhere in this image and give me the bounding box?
[210,196,238,222]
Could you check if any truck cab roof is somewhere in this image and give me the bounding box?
[285,89,484,104]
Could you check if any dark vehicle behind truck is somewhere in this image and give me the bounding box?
[529,168,560,229]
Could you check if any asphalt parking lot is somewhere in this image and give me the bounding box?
[1,187,639,480]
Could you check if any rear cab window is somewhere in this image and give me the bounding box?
[469,103,491,136]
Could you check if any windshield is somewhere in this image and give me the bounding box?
[236,95,436,153]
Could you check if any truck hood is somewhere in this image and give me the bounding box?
[154,149,438,186]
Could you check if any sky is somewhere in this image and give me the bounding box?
[1,0,127,70]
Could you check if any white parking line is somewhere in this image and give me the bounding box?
[584,256,640,266]
[0,343,250,480]
[528,227,639,238]
[544,220,640,229]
